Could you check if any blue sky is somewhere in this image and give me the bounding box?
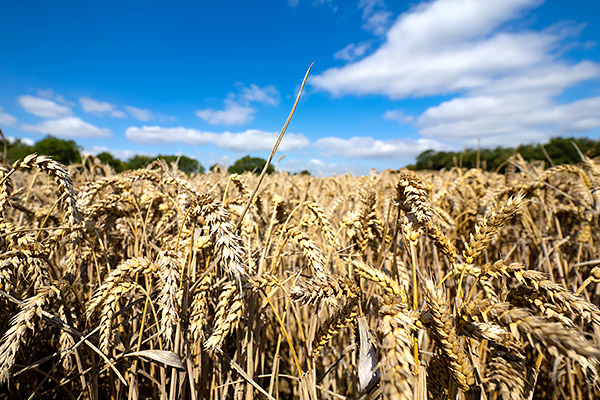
[1,0,600,175]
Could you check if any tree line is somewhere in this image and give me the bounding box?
[4,135,279,175]
[409,137,600,171]
[6,134,597,175]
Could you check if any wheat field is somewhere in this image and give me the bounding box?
[1,152,600,399]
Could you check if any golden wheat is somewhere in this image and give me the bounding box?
[0,152,599,399]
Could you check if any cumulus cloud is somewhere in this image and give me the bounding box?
[312,0,556,98]
[418,94,600,146]
[0,108,17,125]
[197,84,280,126]
[18,95,73,118]
[313,0,600,147]
[21,117,111,138]
[196,100,255,125]
[215,130,309,152]
[125,125,309,152]
[315,136,448,159]
[80,96,126,117]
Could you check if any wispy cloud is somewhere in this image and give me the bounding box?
[18,95,73,118]
[196,84,280,126]
[334,42,371,62]
[383,109,414,124]
[315,136,447,159]
[313,0,600,147]
[196,98,256,125]
[125,125,309,152]
[80,96,126,117]
[37,89,76,106]
[21,117,111,138]
[239,84,279,106]
[125,105,155,121]
[0,107,17,126]
[358,0,392,35]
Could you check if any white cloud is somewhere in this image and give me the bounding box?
[125,106,154,121]
[363,10,392,35]
[312,0,600,148]
[196,99,255,125]
[469,61,599,97]
[0,108,17,125]
[18,95,73,118]
[313,25,558,96]
[418,94,600,147]
[239,84,280,106]
[125,125,309,152]
[37,90,76,106]
[21,117,111,138]
[315,136,448,159]
[383,109,414,124]
[358,0,392,35]
[312,0,554,97]
[37,89,53,98]
[334,42,371,62]
[80,97,112,113]
[216,129,309,152]
[280,158,353,176]
[80,96,126,117]
[288,0,299,7]
[4,136,34,146]
[84,145,153,160]
[77,97,158,120]
[112,110,127,118]
[197,83,279,126]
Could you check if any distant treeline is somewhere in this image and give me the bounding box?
[5,134,597,175]
[408,137,600,171]
[3,135,287,175]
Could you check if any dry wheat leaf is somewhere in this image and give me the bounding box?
[124,350,184,369]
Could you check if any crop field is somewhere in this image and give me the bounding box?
[1,152,600,399]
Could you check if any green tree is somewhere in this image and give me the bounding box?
[124,155,154,170]
[228,155,274,175]
[33,136,81,164]
[96,152,125,173]
[158,155,204,174]
[6,139,34,163]
[410,137,600,172]
[414,149,436,170]
[543,137,587,165]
